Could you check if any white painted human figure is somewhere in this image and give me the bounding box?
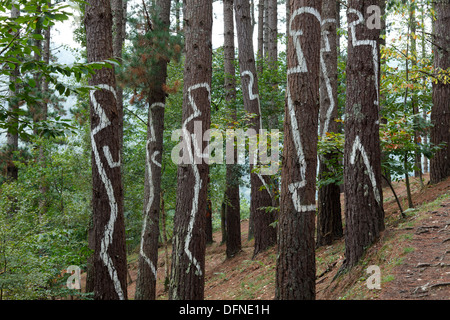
[286,7,321,213]
[183,83,211,276]
[347,9,381,205]
[139,102,165,281]
[90,84,125,300]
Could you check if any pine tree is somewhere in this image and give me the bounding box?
[235,0,276,257]
[135,0,172,300]
[276,0,322,300]
[342,0,385,269]
[316,0,343,247]
[169,0,213,300]
[223,0,242,259]
[430,0,450,184]
[85,0,128,300]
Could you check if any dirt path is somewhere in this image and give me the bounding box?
[380,194,450,299]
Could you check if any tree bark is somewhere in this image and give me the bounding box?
[342,0,385,270]
[85,0,128,300]
[257,0,264,73]
[430,0,450,184]
[316,0,343,247]
[6,5,20,181]
[135,0,171,300]
[223,0,241,259]
[276,0,322,300]
[169,0,212,300]
[235,0,276,258]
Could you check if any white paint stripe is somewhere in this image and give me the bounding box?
[151,151,162,167]
[139,139,157,279]
[350,135,381,204]
[241,70,263,130]
[103,146,121,168]
[286,7,321,213]
[319,19,336,138]
[348,8,379,107]
[182,83,211,276]
[241,70,273,199]
[90,85,124,300]
[139,101,165,280]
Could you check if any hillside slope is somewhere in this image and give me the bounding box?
[124,173,450,300]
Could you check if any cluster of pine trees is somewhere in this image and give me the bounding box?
[0,0,449,300]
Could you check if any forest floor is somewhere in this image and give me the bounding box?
[122,173,450,300]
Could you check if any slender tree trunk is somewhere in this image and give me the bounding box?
[160,191,170,292]
[421,2,429,174]
[316,0,343,247]
[430,0,450,184]
[235,0,276,258]
[223,0,241,259]
[169,0,212,300]
[135,0,171,300]
[409,1,422,180]
[221,201,227,244]
[276,0,322,300]
[111,0,127,181]
[342,0,385,270]
[404,153,414,208]
[85,0,128,300]
[6,5,20,181]
[257,0,264,74]
[206,198,213,244]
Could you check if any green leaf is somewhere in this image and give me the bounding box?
[28,78,36,88]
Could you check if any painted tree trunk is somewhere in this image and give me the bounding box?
[343,0,385,269]
[430,0,450,184]
[135,0,171,300]
[316,0,343,247]
[111,0,127,171]
[85,0,128,300]
[235,0,276,257]
[276,0,322,300]
[223,0,242,259]
[169,0,212,300]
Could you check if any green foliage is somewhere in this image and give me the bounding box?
[0,135,91,299]
[0,0,118,140]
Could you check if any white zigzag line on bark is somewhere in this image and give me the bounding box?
[320,18,336,138]
[90,84,124,300]
[183,83,211,276]
[139,102,165,280]
[286,7,321,213]
[348,8,379,107]
[350,136,381,205]
[241,70,273,199]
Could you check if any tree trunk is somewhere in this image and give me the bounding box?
[135,0,171,301]
[276,0,322,300]
[430,0,450,184]
[6,5,20,181]
[111,0,127,189]
[235,0,276,258]
[342,0,385,270]
[206,198,213,244]
[169,0,212,300]
[257,0,264,73]
[316,0,343,247]
[85,0,128,300]
[223,0,241,259]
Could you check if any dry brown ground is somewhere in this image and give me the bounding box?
[82,173,450,300]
